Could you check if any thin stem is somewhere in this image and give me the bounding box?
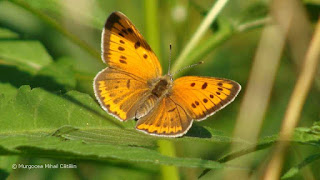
[171,0,230,74]
[157,140,180,180]
[144,1,179,179]
[236,17,272,32]
[175,16,269,77]
[10,0,102,63]
[263,18,320,180]
[144,0,161,62]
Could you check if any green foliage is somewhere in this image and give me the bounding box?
[0,84,240,169]
[0,0,319,179]
[0,156,18,179]
[0,41,52,74]
[0,27,19,39]
[0,28,245,169]
[281,153,320,179]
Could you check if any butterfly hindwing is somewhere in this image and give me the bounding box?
[102,11,162,80]
[94,67,149,121]
[136,97,192,137]
[170,76,241,121]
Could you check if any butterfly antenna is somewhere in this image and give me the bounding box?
[172,61,204,76]
[168,44,172,75]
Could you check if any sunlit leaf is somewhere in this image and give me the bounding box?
[0,41,52,74]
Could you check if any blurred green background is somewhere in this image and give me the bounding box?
[0,0,319,179]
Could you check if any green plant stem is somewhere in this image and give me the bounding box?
[263,18,320,180]
[144,0,179,179]
[174,16,269,77]
[144,0,161,62]
[236,17,271,32]
[157,140,180,180]
[10,0,102,63]
[175,20,233,77]
[171,0,229,74]
[198,18,279,179]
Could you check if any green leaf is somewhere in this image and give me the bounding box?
[0,85,120,132]
[0,85,247,169]
[238,2,269,24]
[199,122,320,178]
[10,0,105,30]
[219,126,320,163]
[0,27,19,39]
[0,156,19,179]
[281,153,320,179]
[0,40,53,74]
[0,134,225,170]
[304,0,320,5]
[32,57,77,91]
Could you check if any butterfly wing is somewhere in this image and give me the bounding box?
[136,76,241,137]
[94,12,162,121]
[94,67,150,121]
[102,11,162,79]
[171,76,241,121]
[136,97,192,137]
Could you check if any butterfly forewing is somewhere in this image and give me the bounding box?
[94,12,164,121]
[102,12,162,80]
[171,76,241,121]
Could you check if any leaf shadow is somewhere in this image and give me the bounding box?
[184,124,212,138]
[0,64,123,128]
[0,169,9,180]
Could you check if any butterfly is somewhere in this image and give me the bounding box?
[94,11,241,137]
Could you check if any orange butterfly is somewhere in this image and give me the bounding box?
[94,12,241,137]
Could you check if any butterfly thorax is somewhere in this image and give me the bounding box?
[135,75,173,119]
[151,75,173,97]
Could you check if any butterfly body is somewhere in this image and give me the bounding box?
[136,75,173,119]
[94,12,241,137]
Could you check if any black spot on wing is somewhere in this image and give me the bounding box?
[119,60,127,64]
[168,107,176,112]
[191,103,196,108]
[202,82,208,89]
[118,33,124,37]
[127,28,133,33]
[134,41,141,49]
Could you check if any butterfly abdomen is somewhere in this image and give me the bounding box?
[135,76,173,119]
[135,95,157,119]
